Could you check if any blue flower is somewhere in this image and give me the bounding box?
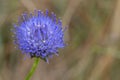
[13,10,65,62]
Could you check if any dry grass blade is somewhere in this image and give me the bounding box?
[88,0,120,80]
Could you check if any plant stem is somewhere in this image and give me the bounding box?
[25,58,40,80]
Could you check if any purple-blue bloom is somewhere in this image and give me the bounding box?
[13,10,65,62]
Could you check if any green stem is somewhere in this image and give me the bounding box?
[25,58,40,80]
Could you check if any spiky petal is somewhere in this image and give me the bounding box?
[13,10,65,62]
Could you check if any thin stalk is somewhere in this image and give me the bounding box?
[25,58,40,80]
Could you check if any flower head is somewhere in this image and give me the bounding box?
[13,10,65,62]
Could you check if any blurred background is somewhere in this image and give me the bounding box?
[0,0,120,80]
